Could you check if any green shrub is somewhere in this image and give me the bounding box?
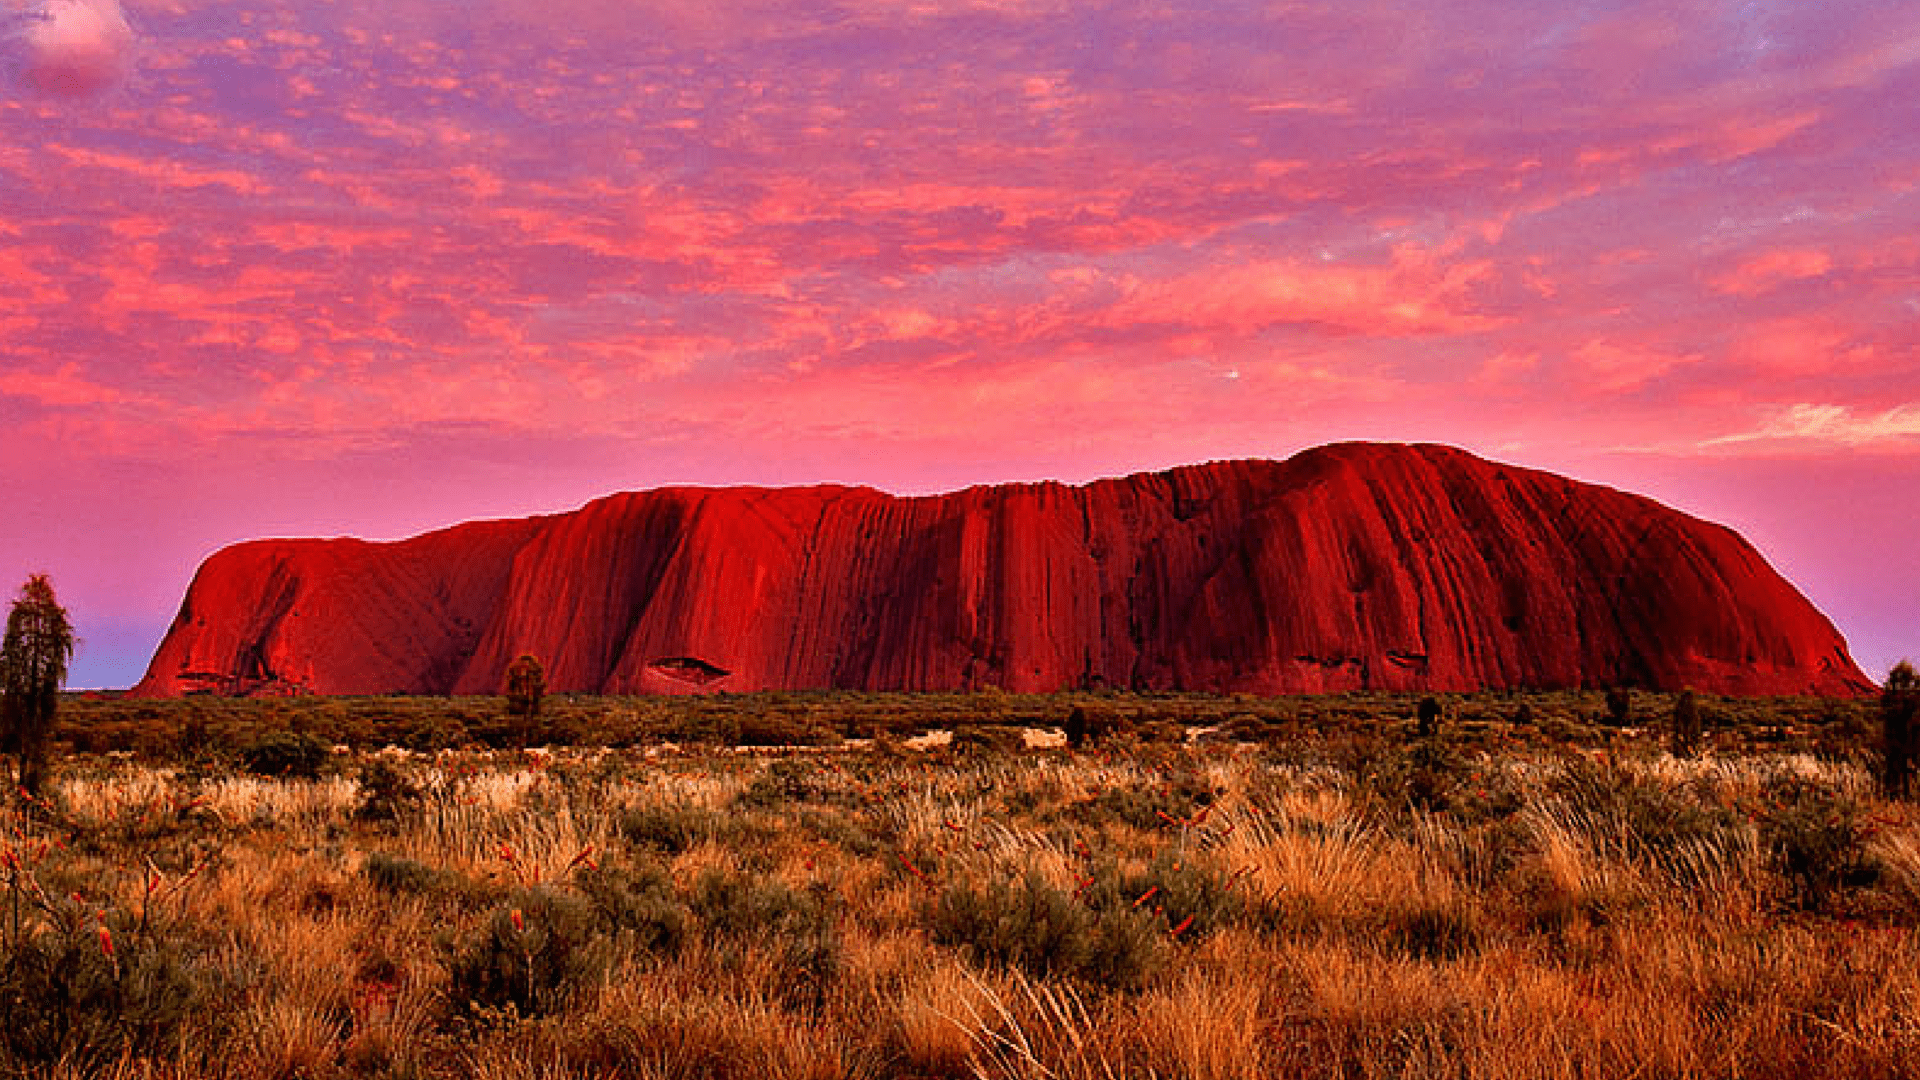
[363,851,449,896]
[0,905,214,1072]
[1084,852,1242,943]
[927,869,1164,992]
[1134,719,1188,744]
[687,867,833,941]
[354,758,423,821]
[237,730,331,778]
[1758,780,1879,912]
[797,807,885,857]
[1212,713,1275,743]
[686,867,840,1006]
[731,712,841,747]
[574,861,688,957]
[620,802,734,853]
[1362,740,1469,814]
[444,887,610,1020]
[732,758,859,811]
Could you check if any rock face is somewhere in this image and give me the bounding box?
[133,443,1871,698]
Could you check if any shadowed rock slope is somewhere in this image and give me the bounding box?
[132,443,1871,698]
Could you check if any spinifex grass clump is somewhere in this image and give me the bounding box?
[1550,756,1743,884]
[1756,777,1880,913]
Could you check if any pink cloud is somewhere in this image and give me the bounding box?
[1568,340,1701,394]
[0,360,146,406]
[1712,249,1834,296]
[1108,249,1503,339]
[23,0,132,95]
[1707,404,1920,448]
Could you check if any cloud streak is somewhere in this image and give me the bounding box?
[1707,404,1920,448]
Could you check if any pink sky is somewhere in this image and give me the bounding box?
[2,0,1915,689]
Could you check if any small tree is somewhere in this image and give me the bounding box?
[1604,687,1633,727]
[2,575,74,799]
[1064,706,1089,750]
[1671,688,1702,758]
[1415,696,1443,738]
[504,654,546,721]
[1882,662,1919,799]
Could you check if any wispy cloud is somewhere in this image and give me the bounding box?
[1707,404,1920,448]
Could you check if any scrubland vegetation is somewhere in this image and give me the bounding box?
[6,690,1918,1078]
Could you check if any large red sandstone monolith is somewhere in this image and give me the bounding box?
[132,443,1871,698]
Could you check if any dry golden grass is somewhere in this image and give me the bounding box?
[4,731,1917,1078]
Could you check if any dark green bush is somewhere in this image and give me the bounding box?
[797,807,885,857]
[1065,707,1090,748]
[363,851,449,896]
[619,802,733,854]
[1383,897,1483,961]
[0,905,214,1072]
[1604,688,1634,727]
[687,867,833,940]
[1362,741,1469,814]
[686,867,840,1007]
[927,869,1164,992]
[1883,663,1919,798]
[1133,719,1188,744]
[444,887,610,1020]
[1671,689,1703,758]
[574,861,688,957]
[1758,780,1879,912]
[354,758,423,821]
[1212,713,1275,743]
[732,758,854,810]
[1078,770,1216,830]
[237,730,331,779]
[730,712,842,747]
[1415,696,1443,737]
[1084,852,1242,943]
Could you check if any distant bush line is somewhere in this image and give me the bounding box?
[53,687,1876,763]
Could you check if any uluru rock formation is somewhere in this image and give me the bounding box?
[133,443,1871,698]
